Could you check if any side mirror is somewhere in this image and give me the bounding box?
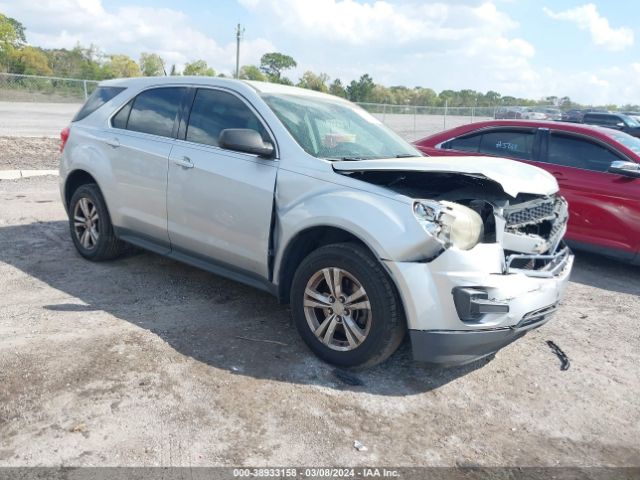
[218,129,274,158]
[608,160,640,178]
[616,122,625,128]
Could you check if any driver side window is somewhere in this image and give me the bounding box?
[186,89,269,148]
[547,134,622,172]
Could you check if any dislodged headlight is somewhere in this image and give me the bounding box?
[413,200,484,251]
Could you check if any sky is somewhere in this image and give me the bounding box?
[0,0,638,105]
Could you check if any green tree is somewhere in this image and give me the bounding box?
[484,90,501,106]
[259,52,296,83]
[0,13,26,69]
[329,78,347,98]
[0,14,24,49]
[41,44,109,79]
[183,59,215,76]
[239,64,266,81]
[412,87,438,106]
[346,74,375,102]
[10,46,51,75]
[105,54,140,78]
[297,70,329,92]
[139,52,165,76]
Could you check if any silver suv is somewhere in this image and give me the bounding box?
[60,77,573,367]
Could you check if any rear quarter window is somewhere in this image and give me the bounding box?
[73,87,126,122]
[443,133,481,152]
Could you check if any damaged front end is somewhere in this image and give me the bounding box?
[336,165,570,269]
[332,158,574,364]
[501,195,571,277]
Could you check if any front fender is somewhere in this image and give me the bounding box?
[272,169,442,281]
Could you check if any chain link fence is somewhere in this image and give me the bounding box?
[0,73,98,103]
[1,73,534,140]
[356,102,497,141]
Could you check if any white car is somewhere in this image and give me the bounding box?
[521,108,548,120]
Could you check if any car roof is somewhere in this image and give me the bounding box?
[425,119,612,134]
[98,76,345,102]
[415,119,639,158]
[583,112,619,117]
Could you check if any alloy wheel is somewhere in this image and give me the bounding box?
[73,197,100,250]
[303,267,372,351]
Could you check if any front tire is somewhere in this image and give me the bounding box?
[290,243,406,368]
[68,183,126,261]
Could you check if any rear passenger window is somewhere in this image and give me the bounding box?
[127,87,186,138]
[73,86,126,122]
[443,133,481,152]
[547,134,622,172]
[479,130,535,160]
[186,89,268,147]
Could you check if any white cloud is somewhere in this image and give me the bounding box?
[543,4,634,51]
[1,0,638,104]
[239,0,520,45]
[0,0,276,74]
[239,0,541,96]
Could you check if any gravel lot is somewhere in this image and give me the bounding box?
[0,176,638,467]
[0,137,60,170]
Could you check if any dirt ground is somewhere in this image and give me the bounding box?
[0,137,60,170]
[0,175,638,467]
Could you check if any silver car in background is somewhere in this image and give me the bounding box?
[59,77,573,367]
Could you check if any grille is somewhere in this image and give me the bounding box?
[504,198,557,227]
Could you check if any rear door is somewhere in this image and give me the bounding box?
[537,131,639,258]
[107,86,187,250]
[166,87,278,279]
[438,127,541,162]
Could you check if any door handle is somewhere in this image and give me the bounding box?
[106,138,120,148]
[173,156,194,169]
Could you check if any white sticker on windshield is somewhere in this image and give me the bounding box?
[496,140,519,151]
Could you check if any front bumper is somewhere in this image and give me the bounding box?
[409,307,555,365]
[384,243,574,365]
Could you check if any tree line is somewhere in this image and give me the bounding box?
[1,12,636,110]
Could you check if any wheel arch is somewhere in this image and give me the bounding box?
[276,225,404,313]
[64,169,100,212]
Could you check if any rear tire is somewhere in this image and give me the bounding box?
[68,183,126,261]
[290,243,406,368]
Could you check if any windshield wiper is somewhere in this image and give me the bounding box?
[395,153,419,158]
[339,156,368,161]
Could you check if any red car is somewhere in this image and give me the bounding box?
[415,120,640,263]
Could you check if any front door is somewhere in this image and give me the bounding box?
[166,87,278,279]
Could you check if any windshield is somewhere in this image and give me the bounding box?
[261,93,421,160]
[621,114,640,127]
[610,131,640,155]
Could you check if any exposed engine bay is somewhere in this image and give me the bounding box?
[340,170,570,274]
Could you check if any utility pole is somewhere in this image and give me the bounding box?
[235,23,245,79]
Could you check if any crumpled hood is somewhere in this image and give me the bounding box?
[332,156,558,198]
